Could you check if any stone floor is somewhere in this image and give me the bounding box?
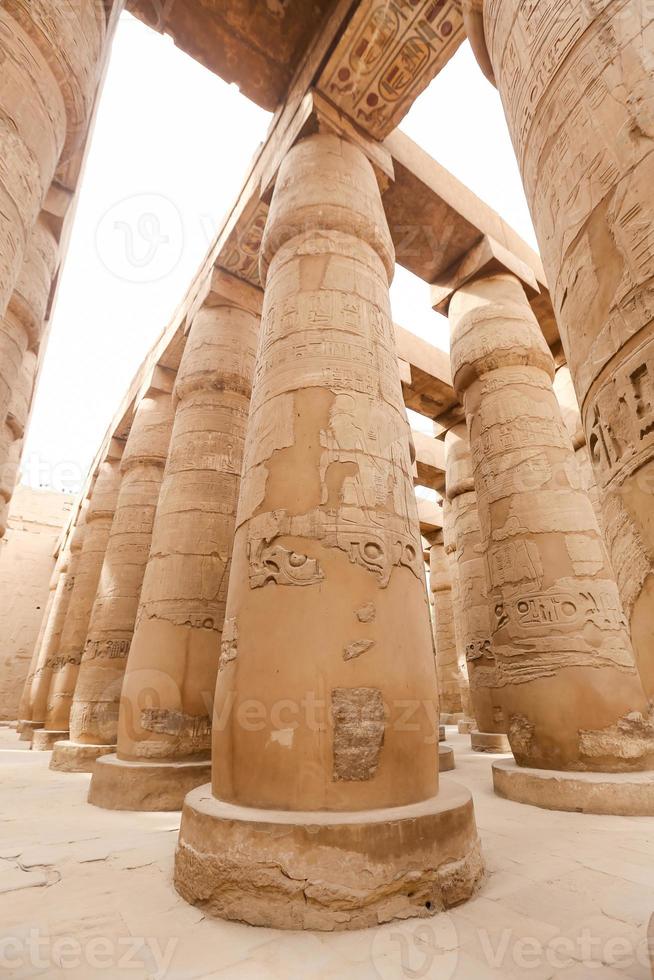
[1,725,652,979]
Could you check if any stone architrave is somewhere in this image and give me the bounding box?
[89,282,261,807]
[449,273,654,809]
[36,460,122,754]
[429,542,464,719]
[52,389,174,771]
[174,133,483,931]
[475,1,654,701]
[0,2,106,316]
[445,424,510,753]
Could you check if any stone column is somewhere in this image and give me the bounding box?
[476,1,654,703]
[0,351,38,536]
[450,273,654,814]
[174,133,482,930]
[35,460,121,755]
[16,564,59,739]
[89,285,261,808]
[429,542,464,720]
[553,366,605,533]
[445,425,510,753]
[0,2,106,316]
[53,389,174,772]
[31,505,90,750]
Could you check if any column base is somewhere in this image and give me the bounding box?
[50,740,116,773]
[17,721,43,742]
[438,725,446,742]
[457,719,475,735]
[88,754,212,811]
[32,729,68,751]
[471,731,511,753]
[439,744,455,772]
[440,713,464,725]
[174,780,484,931]
[492,760,654,816]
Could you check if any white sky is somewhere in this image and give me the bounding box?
[22,13,536,495]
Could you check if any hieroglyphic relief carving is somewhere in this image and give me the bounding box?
[249,542,323,589]
[450,273,654,771]
[483,0,654,698]
[429,542,466,716]
[221,201,269,288]
[319,0,465,139]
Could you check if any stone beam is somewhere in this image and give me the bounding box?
[412,430,446,492]
[394,324,458,423]
[417,497,443,535]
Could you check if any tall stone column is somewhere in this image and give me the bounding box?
[31,505,90,750]
[174,133,482,930]
[445,425,510,753]
[53,388,174,772]
[90,283,261,807]
[34,460,121,754]
[0,351,38,536]
[0,2,106,316]
[16,563,59,740]
[429,542,464,719]
[474,1,654,703]
[553,366,605,534]
[450,273,654,814]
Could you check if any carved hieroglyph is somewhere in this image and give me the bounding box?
[114,297,260,771]
[0,1,105,316]
[429,542,465,715]
[175,133,482,931]
[482,0,654,700]
[450,273,654,772]
[43,461,122,735]
[210,133,438,812]
[16,566,58,730]
[69,392,174,748]
[0,350,38,534]
[445,424,504,734]
[318,0,465,139]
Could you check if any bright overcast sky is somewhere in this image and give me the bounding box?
[22,12,537,495]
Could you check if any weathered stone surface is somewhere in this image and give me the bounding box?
[493,759,654,817]
[44,461,122,738]
[439,743,455,772]
[481,0,654,703]
[88,754,211,811]
[429,542,465,716]
[445,424,506,739]
[450,273,654,773]
[471,731,511,754]
[0,1,105,317]
[176,132,482,928]
[68,391,174,753]
[175,782,483,931]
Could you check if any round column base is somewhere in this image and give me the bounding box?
[438,725,446,742]
[32,729,68,751]
[89,754,212,811]
[440,713,464,725]
[50,740,116,773]
[471,731,511,753]
[457,719,475,735]
[17,721,43,742]
[439,744,455,772]
[175,780,483,931]
[492,760,654,816]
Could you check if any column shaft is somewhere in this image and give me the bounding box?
[450,273,654,772]
[0,2,106,315]
[429,543,464,717]
[482,0,654,698]
[42,461,122,743]
[64,391,173,763]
